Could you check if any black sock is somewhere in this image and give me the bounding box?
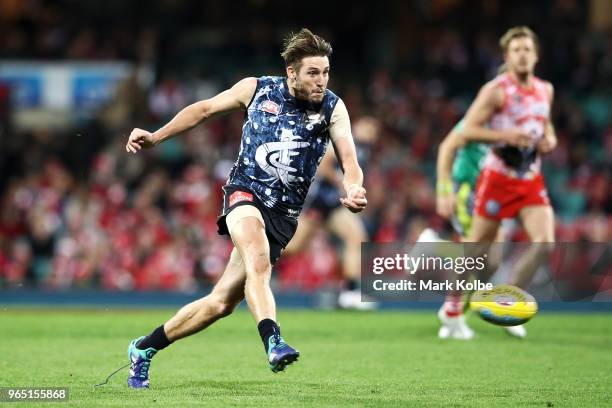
[257,318,280,353]
[346,279,359,291]
[136,325,172,351]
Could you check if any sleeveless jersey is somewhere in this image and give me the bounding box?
[484,73,551,178]
[451,119,489,187]
[227,76,340,218]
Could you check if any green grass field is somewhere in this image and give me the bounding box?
[1,309,611,407]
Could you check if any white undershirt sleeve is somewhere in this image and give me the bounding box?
[328,98,352,141]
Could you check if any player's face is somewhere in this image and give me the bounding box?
[504,36,538,76]
[288,56,330,103]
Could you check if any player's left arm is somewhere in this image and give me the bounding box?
[328,99,367,213]
[538,82,557,154]
[435,128,463,219]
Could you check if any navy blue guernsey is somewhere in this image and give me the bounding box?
[226,76,340,218]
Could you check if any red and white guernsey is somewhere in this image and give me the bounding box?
[474,73,553,219]
[483,72,551,179]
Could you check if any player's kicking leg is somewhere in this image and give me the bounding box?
[127,204,300,388]
[128,248,247,388]
[228,205,299,373]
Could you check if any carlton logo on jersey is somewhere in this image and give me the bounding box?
[255,132,310,187]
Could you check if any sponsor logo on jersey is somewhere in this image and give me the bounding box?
[259,100,280,115]
[229,191,254,207]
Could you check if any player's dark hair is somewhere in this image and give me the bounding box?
[281,28,332,70]
[499,26,539,55]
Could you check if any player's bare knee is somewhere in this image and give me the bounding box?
[205,294,237,318]
[216,300,237,318]
[245,252,271,278]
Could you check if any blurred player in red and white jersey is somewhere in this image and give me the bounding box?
[438,26,557,339]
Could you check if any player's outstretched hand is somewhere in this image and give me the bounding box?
[126,128,157,154]
[436,193,455,219]
[341,185,367,213]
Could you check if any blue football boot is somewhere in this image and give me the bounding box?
[267,334,300,373]
[127,336,158,388]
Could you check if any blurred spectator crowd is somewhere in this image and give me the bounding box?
[0,0,610,291]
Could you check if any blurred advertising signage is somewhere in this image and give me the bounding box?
[0,61,133,111]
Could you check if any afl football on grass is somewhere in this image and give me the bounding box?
[470,284,538,326]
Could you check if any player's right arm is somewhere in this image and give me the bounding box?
[435,128,463,219]
[126,77,257,153]
[462,82,531,147]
